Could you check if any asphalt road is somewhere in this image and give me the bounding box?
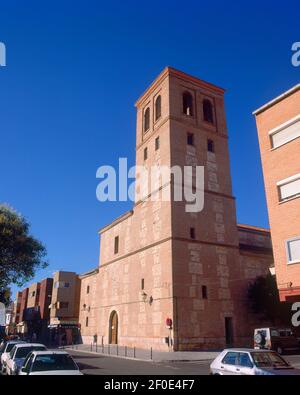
[67,350,211,375]
[68,350,300,376]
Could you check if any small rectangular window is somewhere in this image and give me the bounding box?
[86,317,89,327]
[270,116,300,149]
[207,139,214,152]
[187,133,194,146]
[190,227,196,240]
[141,279,145,290]
[286,238,300,264]
[277,174,300,202]
[87,285,90,294]
[155,137,160,151]
[202,285,208,299]
[114,236,119,254]
[144,147,148,161]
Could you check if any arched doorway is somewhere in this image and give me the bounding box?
[109,311,118,344]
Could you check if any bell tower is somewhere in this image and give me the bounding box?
[135,67,240,350]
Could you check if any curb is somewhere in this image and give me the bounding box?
[64,347,153,362]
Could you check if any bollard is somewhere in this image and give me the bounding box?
[134,346,136,359]
[90,342,92,352]
[125,346,127,357]
[150,347,153,360]
[96,342,98,353]
[117,344,118,356]
[108,344,110,355]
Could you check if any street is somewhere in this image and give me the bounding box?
[67,350,211,375]
[67,350,300,376]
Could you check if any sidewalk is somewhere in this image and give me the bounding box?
[65,343,220,363]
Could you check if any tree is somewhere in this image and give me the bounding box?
[248,273,292,325]
[0,204,47,300]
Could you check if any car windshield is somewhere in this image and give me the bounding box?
[6,343,17,353]
[251,352,290,368]
[15,346,46,359]
[31,354,78,372]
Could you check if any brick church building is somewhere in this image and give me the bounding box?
[78,67,273,351]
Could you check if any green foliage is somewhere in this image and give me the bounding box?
[248,273,292,325]
[0,204,47,298]
[0,288,11,305]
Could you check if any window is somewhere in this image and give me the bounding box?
[144,147,148,161]
[190,227,196,240]
[141,279,145,290]
[277,173,300,201]
[270,115,300,149]
[187,133,194,146]
[222,352,238,366]
[155,95,162,121]
[87,285,90,294]
[58,302,69,309]
[286,237,300,264]
[155,136,160,151]
[183,92,193,116]
[203,99,214,124]
[86,317,89,327]
[32,354,78,372]
[239,353,253,368]
[54,281,69,289]
[207,139,214,153]
[144,107,150,132]
[202,285,208,300]
[114,236,119,254]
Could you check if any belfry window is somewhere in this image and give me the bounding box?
[203,99,214,124]
[183,92,194,116]
[144,107,150,132]
[155,96,162,121]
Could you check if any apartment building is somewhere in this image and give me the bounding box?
[254,84,300,302]
[49,271,81,345]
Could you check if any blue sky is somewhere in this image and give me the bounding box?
[0,1,299,297]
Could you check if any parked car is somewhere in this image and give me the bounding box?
[254,327,300,354]
[0,340,26,372]
[210,348,300,375]
[19,351,83,375]
[5,343,47,375]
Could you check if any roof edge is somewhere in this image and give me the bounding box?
[253,83,300,116]
[135,66,225,108]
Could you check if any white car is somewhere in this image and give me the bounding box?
[210,348,300,375]
[19,351,83,375]
[0,340,26,373]
[6,343,47,375]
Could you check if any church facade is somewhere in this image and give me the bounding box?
[78,67,273,351]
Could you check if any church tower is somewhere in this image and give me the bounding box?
[135,67,240,350]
